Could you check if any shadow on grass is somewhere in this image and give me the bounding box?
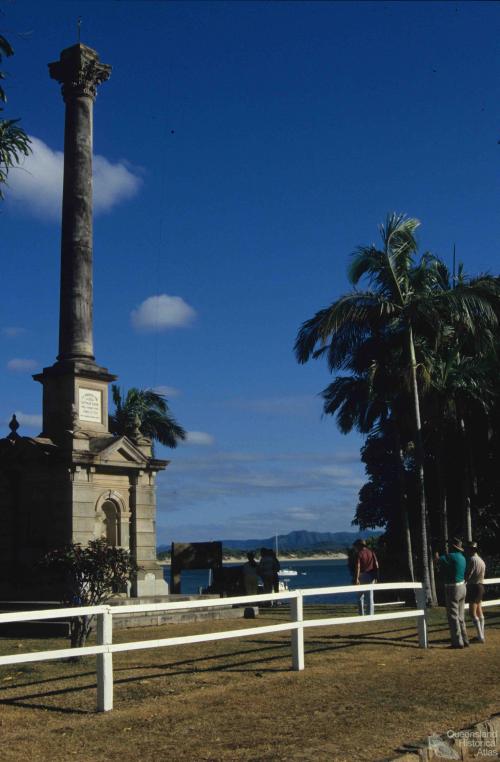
[0,684,94,715]
[0,666,96,694]
[1,613,497,715]
[0,637,426,716]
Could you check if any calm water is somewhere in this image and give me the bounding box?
[163,558,357,604]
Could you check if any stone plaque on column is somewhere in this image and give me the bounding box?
[78,387,102,423]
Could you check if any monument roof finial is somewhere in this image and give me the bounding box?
[77,17,82,44]
[8,414,20,440]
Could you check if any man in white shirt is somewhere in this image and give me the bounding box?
[465,542,487,643]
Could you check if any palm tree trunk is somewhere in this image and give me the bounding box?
[442,492,449,552]
[437,434,449,552]
[464,496,472,542]
[458,412,473,542]
[407,326,435,605]
[402,495,415,583]
[428,540,438,603]
[394,429,414,581]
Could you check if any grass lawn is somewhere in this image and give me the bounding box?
[0,604,499,761]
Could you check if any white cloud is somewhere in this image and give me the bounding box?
[156,498,360,544]
[184,431,215,446]
[152,385,180,398]
[2,326,27,338]
[93,154,141,212]
[14,411,42,429]
[7,358,38,372]
[314,464,364,488]
[215,473,301,489]
[7,135,141,220]
[315,465,355,478]
[282,506,320,522]
[131,294,196,332]
[157,451,364,515]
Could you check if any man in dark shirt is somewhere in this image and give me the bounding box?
[353,539,379,616]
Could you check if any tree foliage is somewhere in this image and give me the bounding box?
[40,539,139,648]
[109,385,186,451]
[0,33,31,199]
[295,214,500,597]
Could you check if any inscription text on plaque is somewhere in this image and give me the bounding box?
[78,388,102,423]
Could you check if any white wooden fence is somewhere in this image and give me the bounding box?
[0,578,499,713]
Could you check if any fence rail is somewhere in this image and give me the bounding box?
[478,577,500,607]
[0,578,499,713]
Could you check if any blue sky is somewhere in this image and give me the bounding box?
[1,1,499,543]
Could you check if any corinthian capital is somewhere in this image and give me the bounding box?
[49,43,111,101]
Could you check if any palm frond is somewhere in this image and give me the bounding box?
[321,372,391,435]
[348,246,385,286]
[438,289,498,334]
[108,385,186,448]
[111,384,122,410]
[294,291,400,365]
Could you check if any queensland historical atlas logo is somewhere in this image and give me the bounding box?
[426,728,498,758]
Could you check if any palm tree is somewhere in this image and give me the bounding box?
[320,333,417,582]
[0,34,31,199]
[423,261,499,544]
[109,385,186,452]
[427,351,494,540]
[295,213,499,604]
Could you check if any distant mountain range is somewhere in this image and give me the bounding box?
[158,529,377,554]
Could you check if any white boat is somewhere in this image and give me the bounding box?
[274,535,301,578]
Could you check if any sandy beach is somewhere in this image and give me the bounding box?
[157,553,347,565]
[225,553,348,562]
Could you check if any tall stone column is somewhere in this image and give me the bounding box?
[34,44,115,444]
[49,45,111,363]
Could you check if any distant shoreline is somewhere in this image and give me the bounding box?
[157,552,348,565]
[227,553,348,563]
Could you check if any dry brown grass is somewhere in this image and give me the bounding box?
[0,605,499,761]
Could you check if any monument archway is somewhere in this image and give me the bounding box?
[102,500,119,546]
[94,491,130,549]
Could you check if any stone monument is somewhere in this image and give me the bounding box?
[0,43,169,599]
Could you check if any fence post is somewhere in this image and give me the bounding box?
[415,586,428,649]
[96,609,113,711]
[291,591,304,671]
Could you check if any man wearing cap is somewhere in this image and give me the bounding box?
[465,542,486,643]
[353,539,379,616]
[436,538,469,649]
